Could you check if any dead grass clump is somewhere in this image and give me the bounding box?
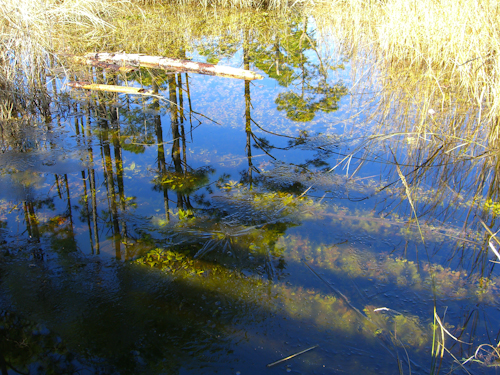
[134,0,310,10]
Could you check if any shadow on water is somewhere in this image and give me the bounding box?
[1,4,500,375]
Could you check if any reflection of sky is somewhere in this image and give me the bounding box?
[188,44,355,130]
[0,58,482,248]
[0,38,485,259]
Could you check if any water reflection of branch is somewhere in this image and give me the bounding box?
[251,119,296,139]
[249,133,276,161]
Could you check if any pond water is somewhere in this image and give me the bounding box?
[1,7,499,375]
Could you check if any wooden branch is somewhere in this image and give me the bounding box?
[80,52,263,81]
[67,82,155,96]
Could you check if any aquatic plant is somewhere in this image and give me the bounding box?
[135,246,431,350]
[279,234,500,303]
[153,167,212,195]
[215,181,323,224]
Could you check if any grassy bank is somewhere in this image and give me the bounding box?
[1,0,499,123]
[310,0,500,234]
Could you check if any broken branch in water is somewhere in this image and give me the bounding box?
[67,82,221,126]
[75,52,263,81]
[67,82,155,96]
[266,345,319,367]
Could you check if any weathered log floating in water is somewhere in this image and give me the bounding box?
[67,82,155,96]
[78,52,263,81]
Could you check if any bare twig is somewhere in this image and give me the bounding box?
[266,345,319,367]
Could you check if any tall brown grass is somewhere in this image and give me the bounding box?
[306,1,500,251]
[310,0,500,218]
[134,0,310,9]
[0,0,128,117]
[312,0,500,123]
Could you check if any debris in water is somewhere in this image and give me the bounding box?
[266,345,319,368]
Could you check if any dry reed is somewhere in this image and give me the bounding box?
[309,0,500,216]
[312,0,500,122]
[0,0,128,117]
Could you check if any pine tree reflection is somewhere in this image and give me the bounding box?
[244,32,255,188]
[152,73,214,216]
[23,201,40,242]
[75,115,96,254]
[152,80,171,223]
[95,70,122,259]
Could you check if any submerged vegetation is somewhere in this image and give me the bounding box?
[135,245,431,350]
[1,0,500,374]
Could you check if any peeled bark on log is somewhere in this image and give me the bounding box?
[67,82,155,96]
[81,52,263,80]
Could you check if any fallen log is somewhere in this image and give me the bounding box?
[80,52,263,81]
[67,82,155,96]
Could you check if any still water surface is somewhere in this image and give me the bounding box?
[0,9,499,375]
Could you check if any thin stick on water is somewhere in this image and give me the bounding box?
[266,345,319,368]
